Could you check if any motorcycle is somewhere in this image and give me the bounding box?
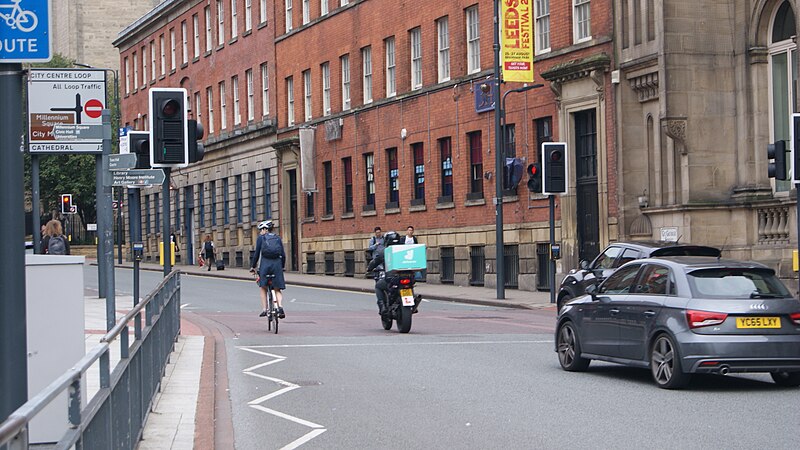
[380,270,422,333]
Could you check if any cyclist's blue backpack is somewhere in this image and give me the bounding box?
[262,233,282,259]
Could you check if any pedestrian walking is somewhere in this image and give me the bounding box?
[42,219,70,255]
[201,234,215,271]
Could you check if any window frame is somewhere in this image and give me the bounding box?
[466,6,481,73]
[410,27,422,89]
[362,46,373,104]
[233,75,241,125]
[285,0,293,33]
[303,69,312,121]
[573,0,592,43]
[437,16,450,82]
[322,62,331,115]
[534,0,551,54]
[286,76,295,126]
[385,36,396,97]
[439,137,453,201]
[412,142,425,203]
[246,69,255,121]
[216,0,225,46]
[365,153,375,207]
[341,54,351,110]
[231,0,238,39]
[343,157,353,213]
[193,14,200,58]
[219,81,227,129]
[206,86,215,134]
[324,161,333,215]
[170,28,177,70]
[261,63,269,117]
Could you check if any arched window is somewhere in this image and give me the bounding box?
[769,1,797,191]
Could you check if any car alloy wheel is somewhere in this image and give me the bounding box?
[557,321,590,371]
[650,334,690,389]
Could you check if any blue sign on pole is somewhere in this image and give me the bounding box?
[0,0,51,63]
[475,79,496,113]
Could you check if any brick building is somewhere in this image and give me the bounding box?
[116,0,617,292]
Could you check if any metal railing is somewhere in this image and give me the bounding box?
[344,251,355,277]
[440,247,455,284]
[470,246,485,286]
[0,271,181,450]
[503,244,519,289]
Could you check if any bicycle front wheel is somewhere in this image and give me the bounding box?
[16,11,38,32]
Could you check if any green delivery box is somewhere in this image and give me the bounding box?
[385,244,427,271]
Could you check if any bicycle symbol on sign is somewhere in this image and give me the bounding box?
[0,0,38,32]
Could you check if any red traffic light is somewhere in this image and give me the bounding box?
[527,163,539,176]
[161,99,180,117]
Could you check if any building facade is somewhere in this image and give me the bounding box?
[615,0,800,284]
[116,0,618,292]
[54,0,161,70]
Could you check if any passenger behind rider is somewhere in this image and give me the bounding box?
[250,220,286,319]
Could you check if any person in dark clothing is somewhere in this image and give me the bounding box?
[250,220,286,318]
[202,234,215,271]
[42,219,71,255]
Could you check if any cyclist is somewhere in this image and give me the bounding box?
[250,220,286,319]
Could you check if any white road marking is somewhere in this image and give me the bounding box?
[239,347,326,447]
[281,429,328,450]
[180,303,190,309]
[246,340,553,349]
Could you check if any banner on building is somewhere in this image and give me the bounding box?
[299,126,316,192]
[500,0,535,83]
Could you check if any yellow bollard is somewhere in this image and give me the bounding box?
[793,250,798,272]
[159,242,177,266]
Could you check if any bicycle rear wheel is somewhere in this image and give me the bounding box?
[266,289,273,331]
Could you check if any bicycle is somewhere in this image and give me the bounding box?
[0,0,38,32]
[254,271,279,334]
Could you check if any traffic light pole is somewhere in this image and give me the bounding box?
[32,155,42,253]
[492,0,505,300]
[549,195,556,305]
[163,168,172,277]
[0,62,28,421]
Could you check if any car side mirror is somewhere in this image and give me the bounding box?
[585,283,598,300]
[579,260,590,270]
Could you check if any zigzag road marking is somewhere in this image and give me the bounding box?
[238,346,327,449]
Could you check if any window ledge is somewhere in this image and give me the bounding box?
[192,57,200,64]
[361,209,377,217]
[242,29,253,37]
[385,207,401,215]
[501,194,519,203]
[170,69,177,75]
[409,204,426,213]
[228,37,238,45]
[301,217,315,224]
[342,212,355,219]
[436,202,455,210]
[465,198,486,207]
[258,22,267,30]
[321,214,334,221]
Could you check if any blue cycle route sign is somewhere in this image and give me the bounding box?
[0,0,51,63]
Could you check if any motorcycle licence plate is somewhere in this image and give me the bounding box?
[400,288,414,306]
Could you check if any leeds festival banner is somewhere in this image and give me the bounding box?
[501,0,535,83]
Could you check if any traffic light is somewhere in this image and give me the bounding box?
[526,163,542,193]
[60,194,73,214]
[767,140,787,180]
[129,131,151,169]
[149,87,188,167]
[188,119,205,163]
[542,142,568,195]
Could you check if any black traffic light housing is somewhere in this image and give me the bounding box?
[149,87,188,167]
[526,163,542,193]
[767,140,787,181]
[188,119,205,163]
[129,131,151,169]
[60,194,73,214]
[542,142,568,195]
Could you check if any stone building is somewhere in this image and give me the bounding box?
[615,0,800,285]
[53,0,160,70]
[115,0,618,293]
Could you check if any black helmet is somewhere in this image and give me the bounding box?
[383,231,402,246]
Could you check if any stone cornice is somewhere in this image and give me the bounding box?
[540,53,611,102]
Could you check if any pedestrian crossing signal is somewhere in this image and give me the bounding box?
[61,194,73,214]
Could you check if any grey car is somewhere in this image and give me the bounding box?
[555,256,800,389]
[557,242,720,311]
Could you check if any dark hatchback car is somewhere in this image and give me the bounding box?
[555,256,800,389]
[557,241,720,310]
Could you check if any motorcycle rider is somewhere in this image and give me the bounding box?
[367,230,400,317]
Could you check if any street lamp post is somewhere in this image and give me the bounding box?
[492,0,505,300]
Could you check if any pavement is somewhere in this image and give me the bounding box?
[84,260,556,449]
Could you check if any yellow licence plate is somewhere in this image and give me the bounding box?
[736,317,781,329]
[400,289,413,297]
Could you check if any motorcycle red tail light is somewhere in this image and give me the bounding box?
[400,278,411,285]
[686,310,728,329]
[791,313,800,325]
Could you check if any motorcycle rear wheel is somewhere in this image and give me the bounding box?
[397,305,413,333]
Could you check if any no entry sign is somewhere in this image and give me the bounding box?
[27,69,107,153]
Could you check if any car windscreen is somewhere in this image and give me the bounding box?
[686,268,791,299]
[650,245,721,258]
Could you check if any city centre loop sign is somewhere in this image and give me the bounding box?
[0,0,51,62]
[27,69,108,154]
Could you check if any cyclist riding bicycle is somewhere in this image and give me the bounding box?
[250,220,286,318]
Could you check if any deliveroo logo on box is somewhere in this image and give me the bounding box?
[404,250,414,260]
